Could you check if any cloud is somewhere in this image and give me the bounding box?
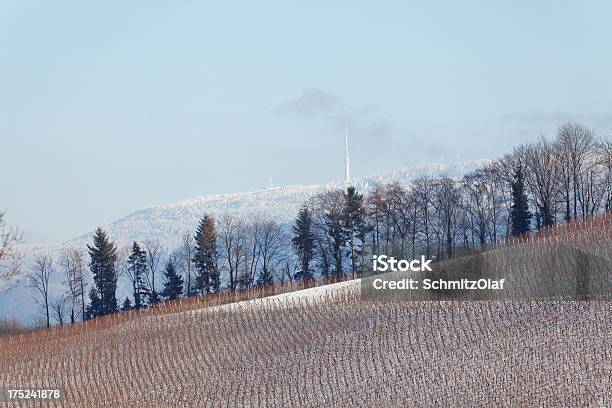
[276,88,395,145]
[276,88,343,118]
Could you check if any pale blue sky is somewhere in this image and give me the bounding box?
[1,1,611,242]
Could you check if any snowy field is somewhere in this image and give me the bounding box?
[1,293,609,407]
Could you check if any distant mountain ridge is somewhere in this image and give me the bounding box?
[70,160,488,247]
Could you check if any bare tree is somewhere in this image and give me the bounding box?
[455,192,473,251]
[432,177,460,259]
[0,211,22,281]
[577,153,606,217]
[382,183,413,257]
[59,248,87,323]
[218,214,248,292]
[490,156,517,239]
[462,171,489,246]
[482,164,505,244]
[278,253,299,284]
[461,166,504,246]
[599,141,612,212]
[411,177,436,259]
[367,184,388,257]
[28,254,54,328]
[179,231,195,297]
[244,216,263,288]
[143,240,164,303]
[524,138,560,228]
[557,122,597,220]
[257,219,286,286]
[51,295,68,326]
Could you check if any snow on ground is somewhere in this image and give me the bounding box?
[192,279,362,315]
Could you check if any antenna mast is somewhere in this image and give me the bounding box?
[344,120,350,192]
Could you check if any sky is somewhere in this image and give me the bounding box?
[1,1,611,242]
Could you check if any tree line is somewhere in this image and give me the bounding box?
[24,121,612,326]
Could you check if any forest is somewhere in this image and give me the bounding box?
[2,121,612,328]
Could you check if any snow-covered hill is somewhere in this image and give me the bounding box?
[70,160,487,247]
[0,160,486,323]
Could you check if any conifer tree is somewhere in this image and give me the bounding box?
[85,288,101,320]
[292,206,315,283]
[510,168,532,236]
[318,190,349,279]
[148,290,161,305]
[87,228,118,317]
[161,258,184,300]
[127,241,149,309]
[344,186,367,278]
[256,267,274,287]
[121,297,132,311]
[193,215,219,294]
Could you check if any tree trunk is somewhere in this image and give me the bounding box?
[44,296,50,328]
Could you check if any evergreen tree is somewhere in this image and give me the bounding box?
[148,291,161,305]
[193,216,219,294]
[85,287,101,320]
[87,228,118,317]
[121,297,132,311]
[127,241,149,309]
[324,193,349,279]
[161,258,184,300]
[256,267,274,287]
[540,204,555,228]
[292,206,315,283]
[344,186,367,278]
[510,168,532,236]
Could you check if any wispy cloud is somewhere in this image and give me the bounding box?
[276,88,395,145]
[276,88,343,118]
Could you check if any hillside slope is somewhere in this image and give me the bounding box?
[1,217,611,406]
[1,294,609,406]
